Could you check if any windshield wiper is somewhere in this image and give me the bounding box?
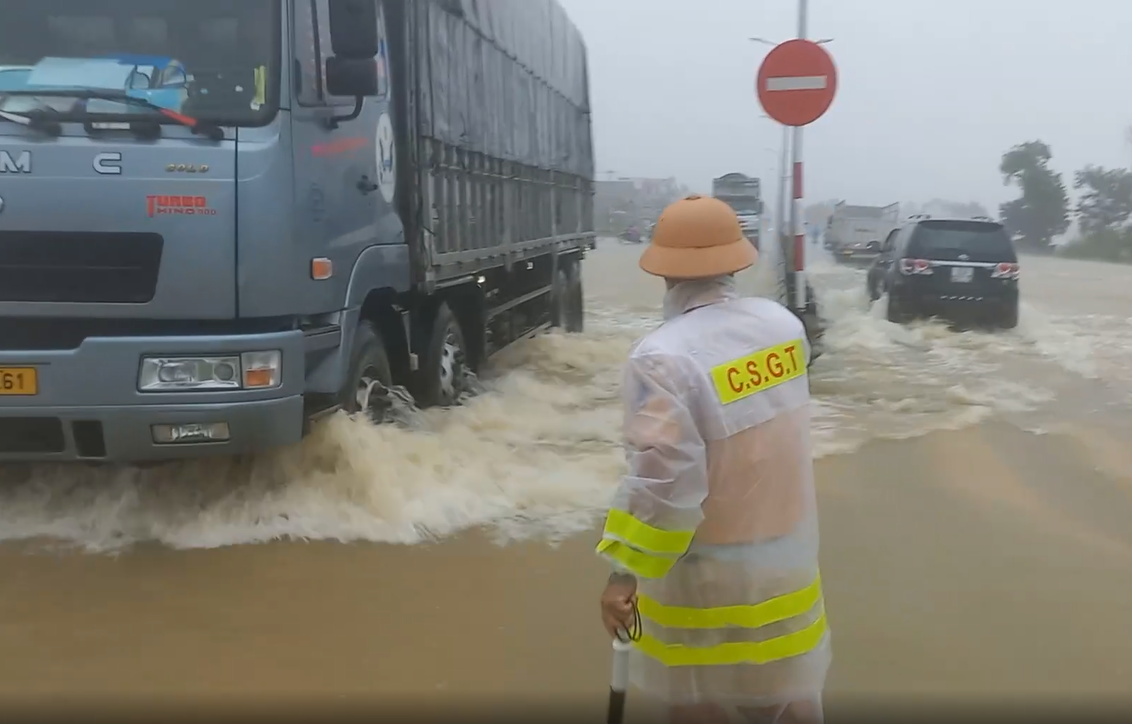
[0,107,63,137]
[0,89,224,141]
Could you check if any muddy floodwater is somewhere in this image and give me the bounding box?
[2,241,1132,715]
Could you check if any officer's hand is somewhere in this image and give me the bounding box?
[600,574,638,640]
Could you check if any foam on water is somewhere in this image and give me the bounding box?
[0,244,1121,552]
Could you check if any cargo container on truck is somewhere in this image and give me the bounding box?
[824,201,900,262]
[0,0,594,462]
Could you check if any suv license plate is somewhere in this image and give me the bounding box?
[951,267,973,283]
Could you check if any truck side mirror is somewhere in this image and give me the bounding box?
[327,0,379,59]
[325,57,378,98]
[323,0,381,128]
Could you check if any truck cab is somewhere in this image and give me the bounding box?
[710,172,762,251]
[0,0,594,461]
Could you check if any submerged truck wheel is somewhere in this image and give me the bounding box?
[564,261,584,333]
[418,302,468,408]
[551,268,570,330]
[341,321,394,424]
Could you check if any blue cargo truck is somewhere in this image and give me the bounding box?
[0,0,595,462]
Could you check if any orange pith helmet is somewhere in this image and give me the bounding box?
[640,194,758,279]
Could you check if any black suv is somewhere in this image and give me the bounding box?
[866,215,1020,328]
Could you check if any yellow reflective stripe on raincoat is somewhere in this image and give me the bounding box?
[601,509,696,556]
[596,539,679,579]
[635,610,828,667]
[637,574,822,629]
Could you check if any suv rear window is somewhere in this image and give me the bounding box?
[907,220,1017,263]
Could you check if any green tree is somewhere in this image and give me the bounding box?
[1073,165,1132,236]
[999,141,1070,252]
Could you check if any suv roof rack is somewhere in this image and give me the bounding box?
[970,215,995,221]
[907,213,931,220]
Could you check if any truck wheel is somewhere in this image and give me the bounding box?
[418,301,468,408]
[564,261,584,333]
[341,320,394,424]
[550,268,570,329]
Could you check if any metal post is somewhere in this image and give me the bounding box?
[775,125,791,304]
[789,0,809,312]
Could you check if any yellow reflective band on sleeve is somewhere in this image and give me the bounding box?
[602,509,695,556]
[634,609,828,667]
[710,338,807,405]
[596,539,679,579]
[637,574,822,629]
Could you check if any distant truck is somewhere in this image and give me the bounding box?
[0,0,594,462]
[712,172,763,249]
[825,201,900,262]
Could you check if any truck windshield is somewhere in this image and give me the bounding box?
[0,0,279,127]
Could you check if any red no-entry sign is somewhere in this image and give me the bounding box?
[757,39,838,127]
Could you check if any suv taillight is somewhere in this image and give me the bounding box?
[991,262,1020,280]
[899,258,933,275]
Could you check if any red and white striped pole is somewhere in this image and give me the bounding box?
[790,0,809,313]
[792,136,805,311]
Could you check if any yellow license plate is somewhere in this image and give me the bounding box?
[0,367,38,395]
[710,339,806,405]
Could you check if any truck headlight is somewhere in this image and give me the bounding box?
[138,351,281,391]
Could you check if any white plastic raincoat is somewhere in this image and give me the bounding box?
[598,276,830,710]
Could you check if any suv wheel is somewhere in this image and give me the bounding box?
[886,291,913,324]
[999,299,1019,329]
[867,275,881,302]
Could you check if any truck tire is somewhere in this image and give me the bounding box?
[341,320,394,424]
[550,268,570,330]
[564,261,584,333]
[417,301,468,408]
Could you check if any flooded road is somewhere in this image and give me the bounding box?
[2,242,1132,713]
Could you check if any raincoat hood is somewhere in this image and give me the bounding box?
[662,275,740,321]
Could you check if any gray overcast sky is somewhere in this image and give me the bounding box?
[557,0,1132,211]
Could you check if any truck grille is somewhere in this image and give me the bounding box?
[0,232,163,303]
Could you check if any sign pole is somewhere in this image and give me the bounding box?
[754,7,836,315]
[776,124,790,304]
[790,0,809,313]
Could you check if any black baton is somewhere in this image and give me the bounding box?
[607,637,633,724]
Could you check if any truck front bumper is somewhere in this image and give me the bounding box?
[0,397,304,462]
[0,328,309,463]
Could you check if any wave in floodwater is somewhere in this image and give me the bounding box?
[0,248,1122,552]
